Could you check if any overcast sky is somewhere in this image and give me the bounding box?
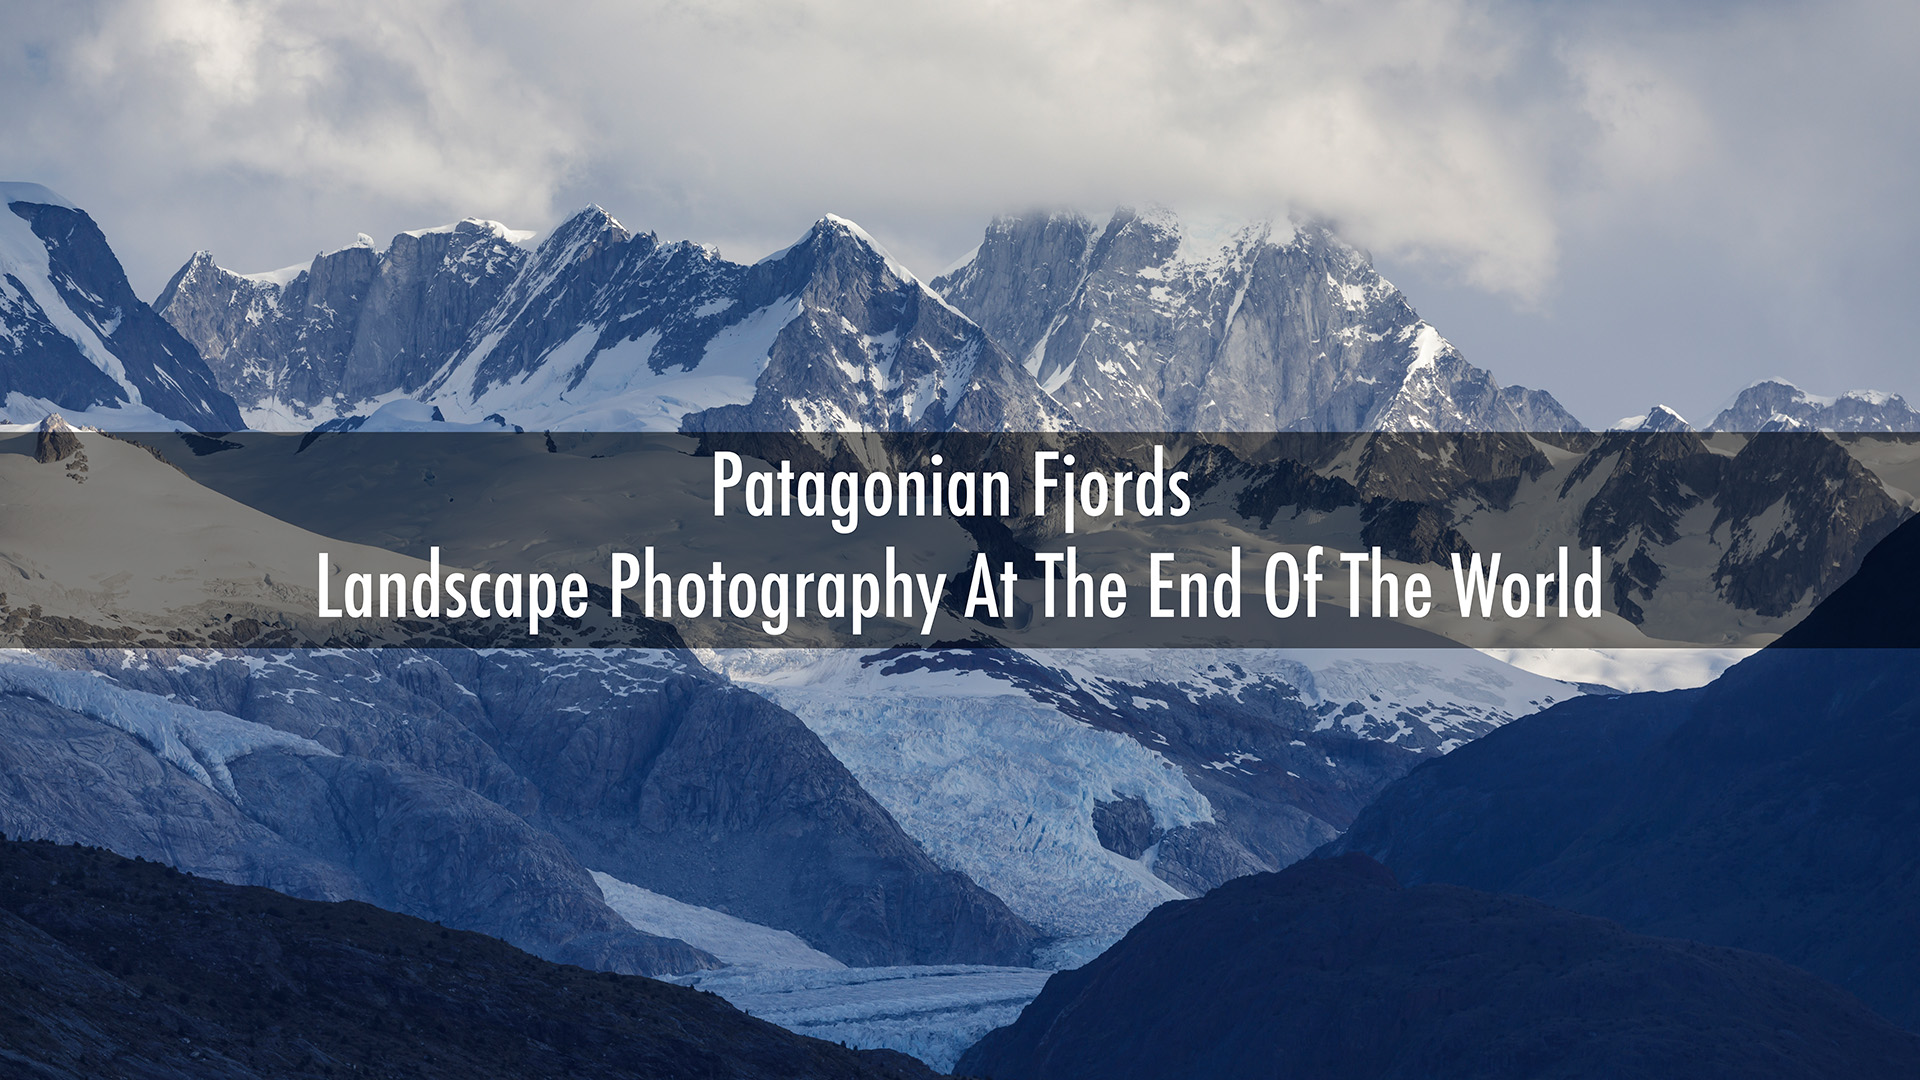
[5,0,1916,426]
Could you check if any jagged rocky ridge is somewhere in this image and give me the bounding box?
[0,184,241,430]
[1707,378,1920,432]
[933,208,1583,433]
[0,838,939,1080]
[956,854,1920,1080]
[1612,380,1920,435]
[157,204,1574,435]
[156,220,533,428]
[160,209,1068,433]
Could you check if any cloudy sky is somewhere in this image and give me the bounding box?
[5,0,1916,425]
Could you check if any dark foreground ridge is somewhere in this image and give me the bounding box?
[1771,509,1920,647]
[0,838,940,1080]
[1325,505,1920,1028]
[957,854,1920,1080]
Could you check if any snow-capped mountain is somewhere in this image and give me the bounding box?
[1178,427,1909,637]
[161,208,1068,434]
[1609,404,1692,432]
[0,183,240,430]
[158,202,1580,435]
[436,210,1067,433]
[932,208,1584,433]
[1707,378,1920,432]
[157,219,533,429]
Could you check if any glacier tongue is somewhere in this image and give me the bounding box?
[671,964,1052,1074]
[706,649,1206,947]
[592,870,844,971]
[0,653,332,802]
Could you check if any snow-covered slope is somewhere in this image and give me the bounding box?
[1708,378,1920,432]
[161,207,1068,434]
[704,645,1578,963]
[157,219,534,429]
[933,207,1584,433]
[592,870,844,971]
[0,183,241,430]
[1610,404,1693,432]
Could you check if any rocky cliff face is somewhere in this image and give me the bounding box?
[0,654,712,976]
[0,184,241,430]
[1708,378,1920,432]
[933,208,1584,433]
[0,647,1040,971]
[160,208,1068,434]
[156,220,532,427]
[1558,429,1903,623]
[156,202,1586,435]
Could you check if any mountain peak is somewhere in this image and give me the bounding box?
[753,213,920,287]
[560,203,627,236]
[0,182,79,210]
[531,205,634,262]
[400,218,537,246]
[34,412,83,464]
[1710,378,1919,432]
[1611,404,1692,432]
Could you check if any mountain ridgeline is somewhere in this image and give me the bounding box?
[933,209,1580,432]
[0,837,939,1080]
[10,182,1920,439]
[146,201,1573,434]
[1611,380,1920,433]
[0,184,240,430]
[956,854,1920,1080]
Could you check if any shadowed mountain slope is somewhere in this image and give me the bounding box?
[958,854,1920,1080]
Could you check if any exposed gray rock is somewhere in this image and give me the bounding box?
[55,647,1043,968]
[1147,823,1269,898]
[1177,428,1905,631]
[1090,795,1161,860]
[1610,403,1693,432]
[159,202,1585,436]
[681,216,1070,433]
[0,188,241,430]
[33,413,80,463]
[0,680,711,976]
[1560,430,1902,621]
[934,208,1585,433]
[1708,378,1920,432]
[165,205,1071,434]
[157,220,530,426]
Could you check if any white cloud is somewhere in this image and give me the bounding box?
[4,0,1917,422]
